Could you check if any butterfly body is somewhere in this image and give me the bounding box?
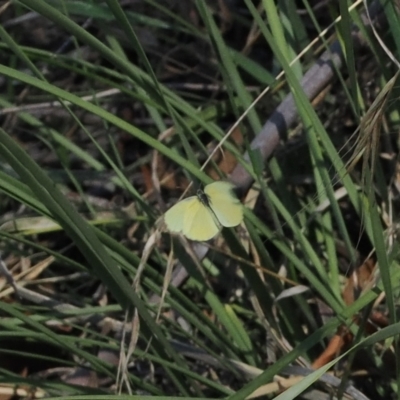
[164,181,243,241]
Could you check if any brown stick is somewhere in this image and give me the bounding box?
[230,1,384,193]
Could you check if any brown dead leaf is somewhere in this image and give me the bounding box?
[207,126,244,179]
[312,258,388,368]
[311,326,353,369]
[342,258,375,306]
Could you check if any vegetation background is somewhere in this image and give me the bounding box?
[0,0,399,399]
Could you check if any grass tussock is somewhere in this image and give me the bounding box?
[0,1,400,399]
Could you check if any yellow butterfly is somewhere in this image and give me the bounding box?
[164,181,243,241]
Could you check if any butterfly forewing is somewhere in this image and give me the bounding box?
[204,182,243,227]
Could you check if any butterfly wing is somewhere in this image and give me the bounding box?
[204,181,243,227]
[164,196,196,234]
[183,198,220,241]
[164,196,220,241]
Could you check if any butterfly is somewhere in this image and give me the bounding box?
[164,181,243,241]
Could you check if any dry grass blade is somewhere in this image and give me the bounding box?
[347,71,399,186]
